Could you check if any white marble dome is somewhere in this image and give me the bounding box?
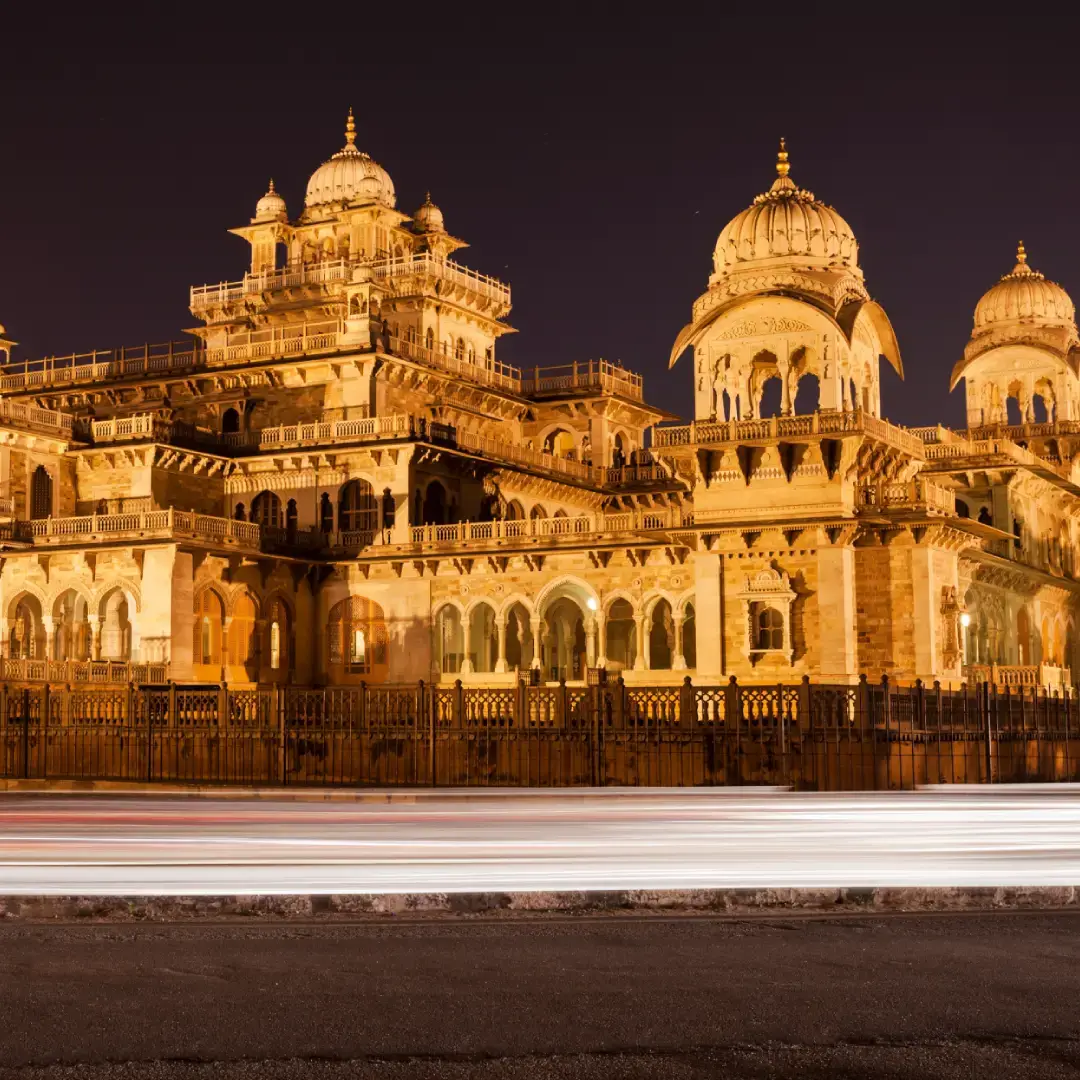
[974,243,1075,330]
[713,141,858,275]
[305,110,395,210]
[253,179,287,222]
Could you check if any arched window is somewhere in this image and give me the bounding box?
[328,596,389,680]
[467,344,476,364]
[320,492,334,533]
[221,408,240,434]
[504,602,534,670]
[755,606,784,651]
[30,465,52,520]
[99,588,133,661]
[193,590,224,667]
[251,491,283,529]
[455,338,465,361]
[339,479,377,533]
[505,500,525,521]
[436,606,465,674]
[425,327,435,351]
[10,596,44,660]
[52,590,90,662]
[544,596,587,682]
[530,504,546,520]
[267,598,289,673]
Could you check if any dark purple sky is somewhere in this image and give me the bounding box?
[2,19,1078,428]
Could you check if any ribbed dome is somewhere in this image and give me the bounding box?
[253,179,287,223]
[305,110,395,210]
[414,193,444,233]
[714,141,858,274]
[974,243,1075,330]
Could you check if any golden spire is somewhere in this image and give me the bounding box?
[776,137,790,178]
[345,107,356,148]
[1013,239,1034,276]
[267,179,276,194]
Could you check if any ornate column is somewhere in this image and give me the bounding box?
[672,612,687,670]
[459,609,474,675]
[221,615,233,681]
[494,617,508,674]
[595,612,607,669]
[42,616,55,661]
[87,614,101,661]
[779,357,792,415]
[529,614,543,670]
[585,617,597,668]
[633,612,646,671]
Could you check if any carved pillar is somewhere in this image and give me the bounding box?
[633,613,646,671]
[0,617,7,660]
[585,617,597,668]
[595,612,608,669]
[779,358,792,415]
[529,614,543,670]
[42,616,55,661]
[672,613,686,670]
[459,608,474,675]
[221,615,232,681]
[87,614,101,662]
[494,617,508,674]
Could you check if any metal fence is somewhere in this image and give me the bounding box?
[0,676,1076,790]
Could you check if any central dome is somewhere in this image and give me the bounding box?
[713,141,858,276]
[305,109,396,210]
[974,242,1075,330]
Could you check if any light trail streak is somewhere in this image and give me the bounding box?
[0,787,1077,895]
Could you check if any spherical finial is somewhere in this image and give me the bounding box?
[345,107,356,148]
[776,137,790,178]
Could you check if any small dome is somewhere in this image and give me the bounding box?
[305,109,395,210]
[714,140,858,275]
[253,179,287,223]
[974,243,1075,330]
[414,192,444,233]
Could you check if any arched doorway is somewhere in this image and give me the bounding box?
[339,479,377,534]
[543,429,577,459]
[605,598,637,672]
[504,603,534,671]
[543,597,586,682]
[682,602,697,669]
[30,465,52,520]
[266,597,291,677]
[227,592,258,681]
[648,599,674,670]
[98,588,133,661]
[423,481,447,525]
[435,605,465,674]
[193,589,225,674]
[221,407,241,434]
[467,603,498,673]
[9,595,44,660]
[52,590,90,662]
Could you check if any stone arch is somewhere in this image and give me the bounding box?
[540,425,578,459]
[339,478,378,533]
[434,602,465,674]
[496,592,535,621]
[7,591,45,660]
[91,578,141,615]
[602,589,639,618]
[251,490,283,530]
[97,585,137,661]
[605,597,637,671]
[466,599,499,674]
[227,588,259,679]
[647,597,675,670]
[504,499,524,521]
[6,582,48,622]
[502,600,534,671]
[535,576,600,618]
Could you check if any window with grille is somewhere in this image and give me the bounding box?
[251,490,283,529]
[754,606,785,651]
[339,480,378,533]
[30,465,52,520]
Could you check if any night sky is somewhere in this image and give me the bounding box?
[2,19,1078,429]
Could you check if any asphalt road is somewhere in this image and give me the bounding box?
[0,787,1079,893]
[0,913,1077,1079]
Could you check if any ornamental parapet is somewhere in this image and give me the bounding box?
[857,480,956,516]
[0,509,261,552]
[0,400,74,438]
[520,359,643,403]
[964,662,1072,691]
[189,253,511,316]
[654,409,925,459]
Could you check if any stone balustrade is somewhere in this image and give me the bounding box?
[0,400,74,437]
[11,509,261,551]
[964,662,1072,690]
[521,359,644,403]
[858,480,956,516]
[0,658,169,685]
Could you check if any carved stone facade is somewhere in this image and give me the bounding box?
[0,129,1076,689]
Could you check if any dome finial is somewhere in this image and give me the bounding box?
[776,137,790,178]
[267,178,276,194]
[345,107,356,148]
[1015,240,1029,271]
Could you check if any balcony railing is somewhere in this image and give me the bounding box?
[0,658,169,685]
[205,318,342,366]
[0,400,74,437]
[408,507,693,545]
[191,254,512,313]
[5,509,261,551]
[388,336,522,393]
[964,663,1072,690]
[258,414,413,449]
[857,480,956,516]
[522,360,644,403]
[0,342,200,394]
[653,410,926,458]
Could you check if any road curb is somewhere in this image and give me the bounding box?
[1,887,1077,921]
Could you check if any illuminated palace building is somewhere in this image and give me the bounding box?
[0,121,1077,690]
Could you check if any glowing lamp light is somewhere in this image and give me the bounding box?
[586,598,598,611]
[960,613,972,628]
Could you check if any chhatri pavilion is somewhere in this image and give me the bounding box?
[0,121,1075,689]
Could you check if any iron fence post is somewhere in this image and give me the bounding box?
[21,687,29,780]
[423,680,435,786]
[880,675,891,790]
[981,679,993,784]
[40,683,49,781]
[277,683,287,787]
